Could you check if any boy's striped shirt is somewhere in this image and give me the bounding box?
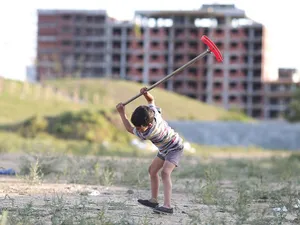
[133,104,183,156]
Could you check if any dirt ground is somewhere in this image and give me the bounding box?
[0,152,225,225]
[1,152,299,225]
[0,177,231,225]
[0,153,222,224]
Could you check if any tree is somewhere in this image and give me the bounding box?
[285,88,300,122]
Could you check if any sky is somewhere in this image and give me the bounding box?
[0,0,299,81]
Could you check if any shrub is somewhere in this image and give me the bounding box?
[220,108,252,122]
[48,110,131,143]
[18,115,48,138]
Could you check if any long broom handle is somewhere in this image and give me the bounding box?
[123,49,211,105]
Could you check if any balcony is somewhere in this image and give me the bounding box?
[148,62,165,68]
[128,74,143,81]
[174,33,186,39]
[127,49,144,55]
[127,34,145,40]
[213,72,224,78]
[229,35,248,42]
[174,47,185,52]
[149,75,166,82]
[127,58,142,64]
[173,61,187,68]
[252,102,264,109]
[212,88,223,94]
[112,61,121,67]
[83,23,106,28]
[131,62,144,68]
[229,71,245,78]
[38,36,57,42]
[149,56,165,63]
[188,33,198,40]
[84,62,106,67]
[149,45,164,50]
[80,36,107,42]
[185,74,198,81]
[38,61,54,67]
[111,48,122,54]
[111,35,122,41]
[264,91,293,97]
[187,48,199,54]
[57,33,74,40]
[82,48,104,53]
[229,87,246,93]
[59,45,73,52]
[267,104,288,111]
[57,19,73,26]
[230,46,248,55]
[176,86,198,94]
[248,90,264,96]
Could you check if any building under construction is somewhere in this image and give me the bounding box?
[37,4,265,118]
[263,68,300,119]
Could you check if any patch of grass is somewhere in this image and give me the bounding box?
[0,131,149,158]
[22,158,44,185]
[0,78,253,126]
[0,81,91,124]
[0,211,8,225]
[219,108,253,122]
[120,160,149,188]
[45,77,253,122]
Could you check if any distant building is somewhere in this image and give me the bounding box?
[263,68,300,119]
[37,4,266,118]
[26,66,37,83]
[37,10,108,80]
[132,4,265,118]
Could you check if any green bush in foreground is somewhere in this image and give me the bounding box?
[16,109,131,145]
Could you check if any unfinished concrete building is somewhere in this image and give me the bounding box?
[37,5,266,118]
[37,10,108,80]
[263,68,300,119]
[129,4,265,118]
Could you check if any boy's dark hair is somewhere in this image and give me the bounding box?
[131,105,154,127]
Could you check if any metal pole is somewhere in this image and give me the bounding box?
[123,49,211,105]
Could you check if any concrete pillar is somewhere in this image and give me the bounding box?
[143,20,150,85]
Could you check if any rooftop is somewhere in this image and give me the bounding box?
[37,9,107,15]
[135,4,246,18]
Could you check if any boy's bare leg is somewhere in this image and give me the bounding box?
[161,161,176,208]
[148,157,164,201]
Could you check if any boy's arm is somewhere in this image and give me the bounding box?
[119,113,134,134]
[116,103,134,134]
[140,87,155,105]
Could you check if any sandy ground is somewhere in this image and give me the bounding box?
[0,177,232,225]
[0,152,214,224]
[1,177,298,225]
[1,152,299,224]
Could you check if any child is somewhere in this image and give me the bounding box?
[116,87,184,214]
